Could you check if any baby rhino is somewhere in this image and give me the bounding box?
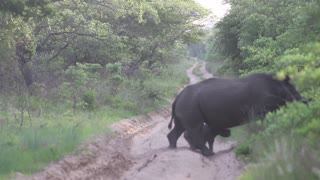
[184,124,230,153]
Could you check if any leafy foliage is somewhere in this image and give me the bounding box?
[0,0,55,18]
[205,0,320,179]
[0,0,205,177]
[206,0,320,75]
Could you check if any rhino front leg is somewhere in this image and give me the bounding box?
[200,142,214,156]
[207,137,215,153]
[188,127,214,156]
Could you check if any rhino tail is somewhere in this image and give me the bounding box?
[168,117,174,129]
[168,99,176,129]
[168,94,179,129]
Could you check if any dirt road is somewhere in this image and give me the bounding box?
[19,61,244,180]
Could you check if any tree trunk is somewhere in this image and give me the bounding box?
[73,95,76,115]
[16,40,33,87]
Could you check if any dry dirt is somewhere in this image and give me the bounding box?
[17,61,244,180]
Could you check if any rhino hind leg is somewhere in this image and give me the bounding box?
[183,131,196,150]
[167,118,185,148]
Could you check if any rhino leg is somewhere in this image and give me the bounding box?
[188,126,214,156]
[202,125,217,153]
[185,128,215,154]
[167,118,185,148]
[205,129,230,152]
[207,136,215,152]
[206,130,219,153]
[183,131,196,150]
[199,142,213,156]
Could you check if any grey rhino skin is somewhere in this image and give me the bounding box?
[184,125,230,153]
[167,73,307,156]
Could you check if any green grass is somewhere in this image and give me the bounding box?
[230,124,320,180]
[0,106,136,178]
[229,103,320,180]
[239,137,320,180]
[0,127,80,174]
[0,59,193,178]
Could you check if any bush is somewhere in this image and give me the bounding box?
[207,0,320,177]
[240,138,320,180]
[236,141,251,157]
[81,91,97,111]
[238,43,320,179]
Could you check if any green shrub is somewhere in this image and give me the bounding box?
[230,43,320,179]
[206,0,320,177]
[262,101,320,147]
[236,141,251,157]
[240,138,320,180]
[0,126,81,175]
[0,58,192,177]
[81,91,97,111]
[0,105,137,177]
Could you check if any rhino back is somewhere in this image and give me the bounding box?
[173,73,297,129]
[197,74,283,128]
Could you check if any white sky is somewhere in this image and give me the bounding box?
[194,0,230,27]
[194,0,230,18]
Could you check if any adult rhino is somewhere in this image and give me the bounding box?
[167,73,308,156]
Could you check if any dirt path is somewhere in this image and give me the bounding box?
[18,61,244,180]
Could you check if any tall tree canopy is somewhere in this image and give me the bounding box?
[0,0,208,91]
[205,1,320,179]
[206,0,320,75]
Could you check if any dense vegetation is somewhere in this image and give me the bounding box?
[206,0,320,179]
[0,0,208,177]
[3,0,319,178]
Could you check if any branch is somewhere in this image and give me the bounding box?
[94,0,116,12]
[47,43,69,62]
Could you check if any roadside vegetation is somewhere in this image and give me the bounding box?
[0,0,206,177]
[205,0,320,179]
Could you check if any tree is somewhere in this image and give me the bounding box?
[0,0,209,99]
[206,0,320,75]
[206,1,320,178]
[0,0,56,18]
[60,63,100,114]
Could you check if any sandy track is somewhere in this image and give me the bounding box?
[18,61,244,180]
